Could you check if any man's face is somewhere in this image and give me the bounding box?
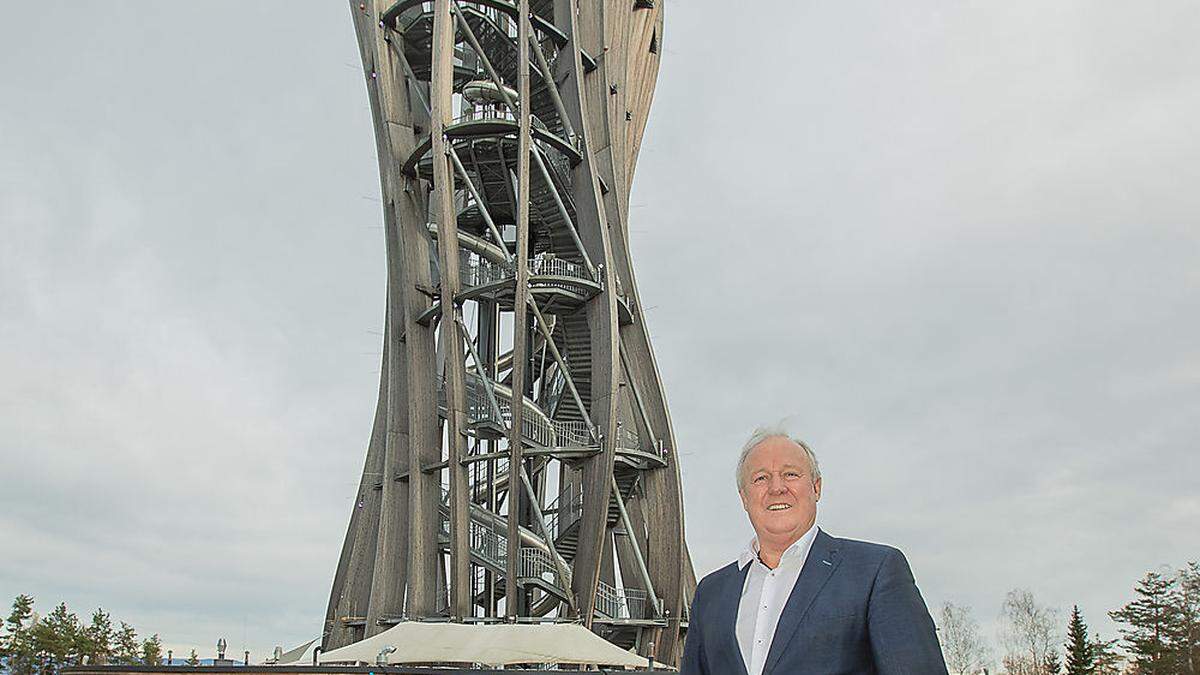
[739,436,822,546]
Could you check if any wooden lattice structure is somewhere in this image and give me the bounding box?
[323,0,694,665]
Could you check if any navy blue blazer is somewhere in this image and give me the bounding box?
[681,530,947,675]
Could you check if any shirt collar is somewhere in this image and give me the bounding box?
[738,522,820,570]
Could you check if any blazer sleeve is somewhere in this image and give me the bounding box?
[867,548,949,675]
[679,578,710,675]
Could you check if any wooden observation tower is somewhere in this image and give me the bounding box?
[323,0,694,665]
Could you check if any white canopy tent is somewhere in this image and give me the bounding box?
[318,622,663,669]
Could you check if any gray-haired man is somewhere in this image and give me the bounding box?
[681,428,947,675]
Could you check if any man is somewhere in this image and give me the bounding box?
[681,427,947,675]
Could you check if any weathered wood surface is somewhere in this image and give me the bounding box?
[505,0,532,620]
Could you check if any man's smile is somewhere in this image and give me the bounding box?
[766,503,792,511]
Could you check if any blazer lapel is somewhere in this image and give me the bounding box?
[761,530,842,675]
[716,562,751,675]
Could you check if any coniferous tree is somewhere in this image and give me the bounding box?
[79,609,113,665]
[1088,636,1124,675]
[141,634,163,666]
[1,595,165,674]
[1,595,37,675]
[1064,605,1095,675]
[1110,570,1181,675]
[1044,648,1062,674]
[1177,562,1200,675]
[113,622,140,665]
[32,603,81,670]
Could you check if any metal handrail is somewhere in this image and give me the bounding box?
[438,496,508,569]
[452,105,556,136]
[553,420,592,448]
[390,0,566,55]
[437,487,563,589]
[595,581,655,620]
[529,253,592,281]
[395,2,432,33]
[440,490,643,614]
[614,423,671,459]
[460,254,514,288]
[388,5,577,148]
[443,374,600,450]
[452,105,515,126]
[458,253,597,291]
[517,547,559,586]
[543,487,584,538]
[536,143,577,208]
[541,366,566,414]
[470,520,506,567]
[439,375,528,442]
[465,380,556,447]
[614,423,640,452]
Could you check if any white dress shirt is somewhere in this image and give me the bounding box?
[736,524,820,675]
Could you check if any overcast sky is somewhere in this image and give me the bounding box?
[2,0,1198,664]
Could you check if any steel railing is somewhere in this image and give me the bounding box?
[452,105,516,126]
[543,486,584,539]
[614,423,671,460]
[440,490,653,614]
[540,366,566,415]
[442,374,599,450]
[552,419,593,448]
[437,511,566,594]
[460,254,514,289]
[458,253,598,291]
[442,375,664,458]
[442,517,500,565]
[518,547,560,586]
[440,487,507,566]
[394,2,432,33]
[614,423,640,452]
[452,105,559,137]
[595,581,657,620]
[529,254,592,281]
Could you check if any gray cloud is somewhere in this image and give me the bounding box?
[2,0,1198,663]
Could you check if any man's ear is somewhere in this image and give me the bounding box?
[738,486,751,512]
[813,477,822,502]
